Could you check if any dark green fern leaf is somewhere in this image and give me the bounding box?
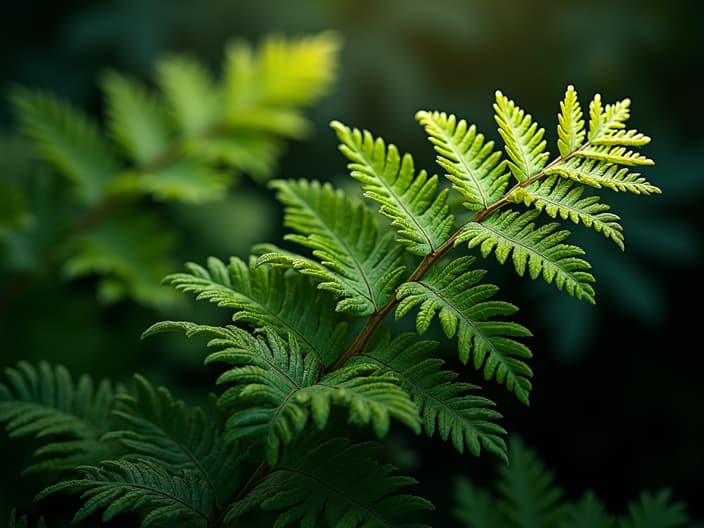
[619,489,689,528]
[417,110,509,211]
[258,179,407,315]
[353,332,507,460]
[8,510,47,528]
[10,88,119,204]
[510,176,624,250]
[227,435,434,527]
[456,209,596,303]
[396,257,533,404]
[36,458,214,527]
[331,119,454,255]
[0,361,118,473]
[102,374,241,506]
[454,476,503,528]
[497,436,569,528]
[494,91,549,182]
[162,255,350,367]
[559,492,615,528]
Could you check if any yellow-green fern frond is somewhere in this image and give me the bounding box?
[331,120,454,256]
[557,85,586,157]
[417,110,510,211]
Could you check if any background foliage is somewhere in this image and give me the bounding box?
[1,0,702,526]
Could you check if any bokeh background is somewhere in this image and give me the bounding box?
[1,0,702,525]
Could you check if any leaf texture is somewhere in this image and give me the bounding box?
[395,257,533,403]
[331,119,454,255]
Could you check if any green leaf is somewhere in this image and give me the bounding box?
[454,476,502,528]
[11,88,119,204]
[417,110,509,211]
[497,436,569,528]
[159,256,350,367]
[560,492,614,528]
[258,179,407,315]
[510,176,624,249]
[331,119,454,255]
[619,489,689,528]
[355,332,507,460]
[396,257,533,403]
[0,361,117,474]
[36,458,214,527]
[494,91,549,182]
[227,435,433,527]
[156,55,220,135]
[102,71,173,165]
[545,157,660,195]
[456,209,596,303]
[557,85,586,157]
[0,180,30,237]
[8,510,47,528]
[103,374,241,505]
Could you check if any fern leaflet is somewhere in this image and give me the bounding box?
[417,110,509,211]
[560,492,615,528]
[557,85,586,157]
[331,119,454,255]
[396,256,533,403]
[620,489,689,528]
[257,179,407,315]
[353,332,507,460]
[456,209,596,303]
[227,435,433,527]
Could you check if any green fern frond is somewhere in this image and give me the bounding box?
[258,179,407,315]
[497,436,569,528]
[416,110,509,211]
[36,458,214,527]
[494,91,550,182]
[560,492,615,528]
[577,144,653,167]
[587,94,631,142]
[557,85,586,157]
[161,255,350,367]
[8,510,47,528]
[545,158,660,195]
[103,374,241,505]
[456,209,596,303]
[396,257,533,403]
[0,361,117,473]
[331,120,454,255]
[620,489,689,528]
[101,71,173,165]
[510,176,624,249]
[354,332,507,460]
[10,88,118,204]
[156,55,220,135]
[227,435,433,527]
[454,476,502,528]
[223,31,341,137]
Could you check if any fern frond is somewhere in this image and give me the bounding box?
[396,257,533,403]
[456,209,596,303]
[0,361,117,474]
[416,110,510,211]
[331,120,454,255]
[36,458,214,527]
[354,332,507,460]
[227,435,433,527]
[557,85,586,157]
[560,492,615,528]
[156,55,220,135]
[577,144,653,167]
[10,88,118,204]
[510,176,624,249]
[223,31,341,137]
[497,436,569,528]
[620,489,689,528]
[8,510,46,528]
[258,179,407,315]
[454,476,502,528]
[545,158,660,195]
[161,255,350,367]
[494,91,549,182]
[103,374,241,505]
[587,94,630,142]
[101,71,173,165]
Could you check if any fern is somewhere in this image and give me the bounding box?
[454,437,690,528]
[8,510,47,528]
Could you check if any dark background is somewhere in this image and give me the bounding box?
[1,0,702,525]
